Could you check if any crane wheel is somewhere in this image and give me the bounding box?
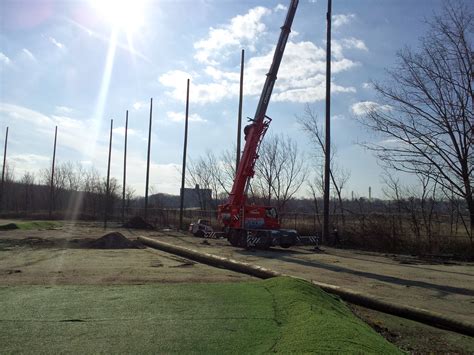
[194,230,205,238]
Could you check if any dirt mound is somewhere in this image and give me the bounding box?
[0,223,19,231]
[87,232,142,249]
[122,216,154,230]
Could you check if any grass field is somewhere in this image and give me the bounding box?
[0,277,400,354]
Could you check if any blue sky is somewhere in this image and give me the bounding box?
[0,0,449,198]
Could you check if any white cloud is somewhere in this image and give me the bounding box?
[0,103,53,126]
[161,6,365,105]
[112,126,139,136]
[274,4,287,12]
[22,48,37,61]
[133,100,148,110]
[245,41,357,102]
[194,6,271,64]
[273,84,356,103]
[362,82,373,89]
[351,101,392,116]
[8,154,51,178]
[0,52,11,65]
[332,38,368,59]
[166,111,207,123]
[341,38,368,51]
[160,39,360,104]
[332,114,346,121]
[0,103,105,161]
[48,36,65,49]
[333,14,356,29]
[159,70,237,105]
[55,105,73,114]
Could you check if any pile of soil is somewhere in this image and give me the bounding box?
[87,232,142,249]
[122,216,154,230]
[0,223,19,231]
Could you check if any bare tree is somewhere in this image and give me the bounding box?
[253,134,307,214]
[298,105,350,224]
[19,172,35,213]
[186,154,216,209]
[359,2,473,239]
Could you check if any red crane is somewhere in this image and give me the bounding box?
[218,0,300,248]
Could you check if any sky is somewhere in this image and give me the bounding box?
[0,0,452,199]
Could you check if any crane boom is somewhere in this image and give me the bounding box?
[227,0,298,207]
[217,0,300,248]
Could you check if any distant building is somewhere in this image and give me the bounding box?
[181,184,212,209]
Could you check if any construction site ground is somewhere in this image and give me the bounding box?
[0,220,473,353]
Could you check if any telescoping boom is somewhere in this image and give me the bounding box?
[218,0,308,249]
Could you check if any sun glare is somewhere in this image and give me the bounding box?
[91,0,147,34]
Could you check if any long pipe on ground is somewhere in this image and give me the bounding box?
[138,236,474,337]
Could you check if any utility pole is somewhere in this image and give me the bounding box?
[104,119,113,229]
[49,126,57,219]
[179,79,190,230]
[144,98,153,221]
[323,0,332,245]
[0,127,8,210]
[122,110,129,223]
[236,49,245,174]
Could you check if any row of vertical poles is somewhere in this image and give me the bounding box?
[0,127,8,210]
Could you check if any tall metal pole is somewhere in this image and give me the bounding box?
[179,79,190,230]
[122,110,129,223]
[144,97,153,221]
[104,119,113,229]
[323,0,332,244]
[0,127,9,210]
[49,126,57,219]
[236,49,245,174]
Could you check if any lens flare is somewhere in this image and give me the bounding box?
[91,0,147,34]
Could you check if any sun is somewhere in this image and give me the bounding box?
[91,0,147,34]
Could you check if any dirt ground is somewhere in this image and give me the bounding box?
[1,220,473,353]
[0,221,254,285]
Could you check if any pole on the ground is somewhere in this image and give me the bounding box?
[236,49,244,174]
[49,126,57,219]
[179,79,190,230]
[323,0,332,245]
[0,126,9,210]
[144,98,153,221]
[122,110,129,223]
[104,119,113,229]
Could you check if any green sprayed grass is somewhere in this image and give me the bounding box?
[0,221,62,230]
[0,277,401,354]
